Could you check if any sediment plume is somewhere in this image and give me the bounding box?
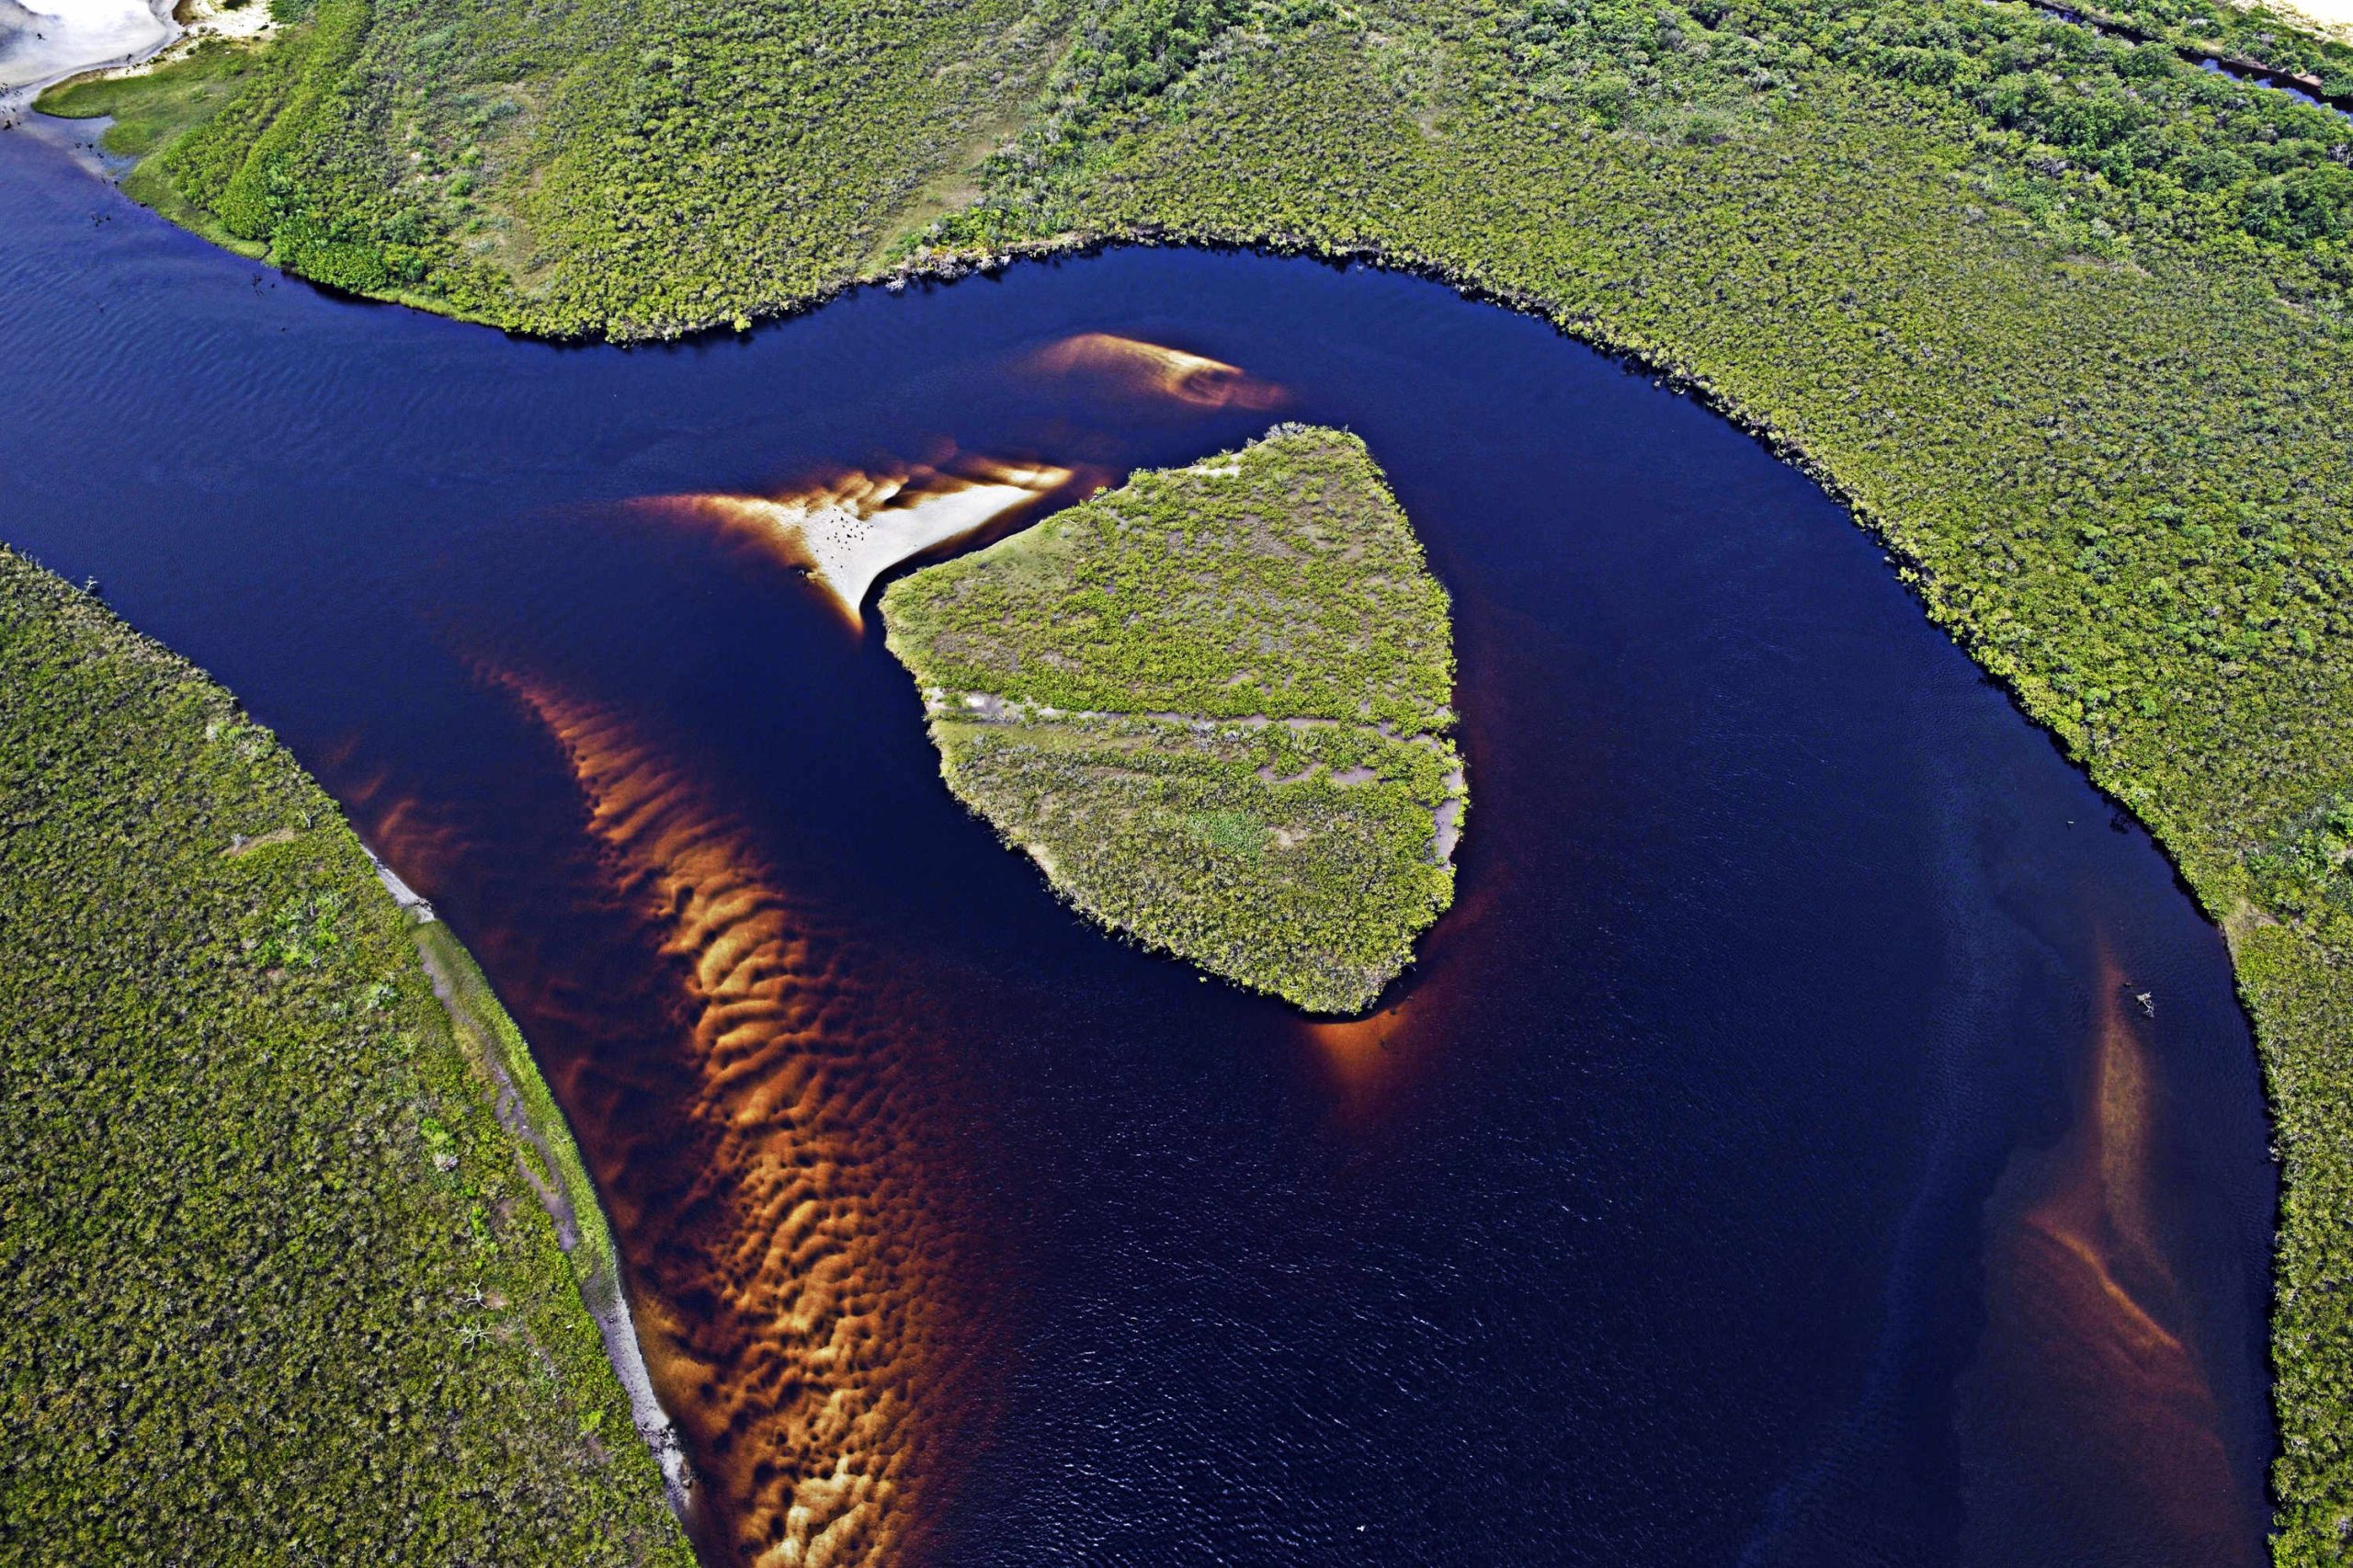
[640,459,1067,626]
[494,670,984,1568]
[1028,332,1287,411]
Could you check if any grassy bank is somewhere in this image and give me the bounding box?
[34,41,270,235]
[881,426,1463,1014]
[0,546,688,1563]
[41,0,1066,327]
[408,920,690,1511]
[36,42,262,162]
[21,0,2353,1554]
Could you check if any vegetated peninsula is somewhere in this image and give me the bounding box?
[881,425,1465,1015]
[0,548,688,1565]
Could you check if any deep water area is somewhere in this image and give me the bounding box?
[0,130,2279,1567]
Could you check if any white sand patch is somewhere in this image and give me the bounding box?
[359,840,438,924]
[2,0,170,114]
[657,461,1070,625]
[2235,0,2353,41]
[3,0,271,121]
[140,0,269,63]
[790,470,1067,618]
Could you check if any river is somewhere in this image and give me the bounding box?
[0,128,2279,1567]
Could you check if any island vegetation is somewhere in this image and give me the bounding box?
[22,0,2353,1554]
[0,546,689,1565]
[881,426,1463,1014]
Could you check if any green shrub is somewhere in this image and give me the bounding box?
[882,427,1465,1013]
[0,548,688,1565]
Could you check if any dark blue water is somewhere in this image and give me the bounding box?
[2196,54,2353,119]
[0,128,2279,1567]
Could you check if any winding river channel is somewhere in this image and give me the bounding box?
[0,127,2281,1566]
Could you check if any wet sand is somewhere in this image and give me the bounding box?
[0,0,173,119]
[2258,0,2353,40]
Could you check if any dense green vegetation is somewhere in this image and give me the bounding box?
[936,0,2353,267]
[34,0,2353,302]
[882,426,1464,1013]
[46,0,1064,326]
[58,0,2351,322]
[24,0,2353,1552]
[0,547,688,1564]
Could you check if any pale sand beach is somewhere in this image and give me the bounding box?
[1,0,171,114]
[649,461,1071,625]
[2244,0,2353,41]
[2,0,271,121]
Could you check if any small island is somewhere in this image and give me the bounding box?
[881,424,1465,1016]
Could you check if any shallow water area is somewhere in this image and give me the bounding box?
[0,132,2280,1567]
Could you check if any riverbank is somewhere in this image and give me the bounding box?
[410,920,695,1521]
[0,542,690,1563]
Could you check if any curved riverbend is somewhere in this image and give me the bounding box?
[0,132,2278,1565]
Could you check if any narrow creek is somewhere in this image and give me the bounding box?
[2012,0,2353,119]
[0,131,2280,1566]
